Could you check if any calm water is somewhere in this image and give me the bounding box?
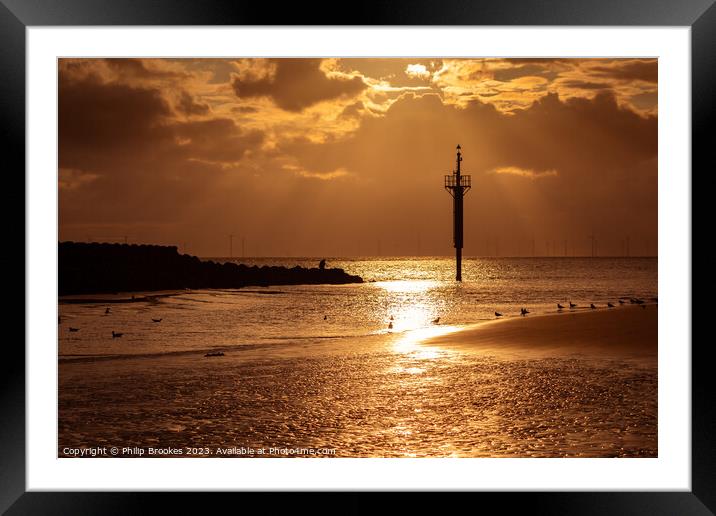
[59,257,657,457]
[59,257,657,359]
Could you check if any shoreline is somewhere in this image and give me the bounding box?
[59,302,658,457]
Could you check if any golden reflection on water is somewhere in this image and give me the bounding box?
[376,279,462,356]
[375,279,441,294]
[379,280,465,455]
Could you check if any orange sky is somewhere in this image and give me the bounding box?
[59,58,657,257]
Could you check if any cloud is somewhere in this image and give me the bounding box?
[59,74,174,167]
[103,58,189,80]
[59,168,99,190]
[231,58,367,112]
[59,58,657,256]
[491,167,558,179]
[588,60,657,83]
[282,164,350,180]
[405,64,431,80]
[558,80,610,90]
[431,58,656,115]
[231,106,259,114]
[176,91,210,116]
[173,118,264,163]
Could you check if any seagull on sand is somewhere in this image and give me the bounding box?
[112,331,124,338]
[495,311,502,317]
[569,302,577,309]
[557,303,565,309]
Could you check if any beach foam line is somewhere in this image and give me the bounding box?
[423,305,657,359]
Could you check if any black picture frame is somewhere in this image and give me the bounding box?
[4,0,708,513]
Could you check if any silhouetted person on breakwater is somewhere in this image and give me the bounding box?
[58,242,361,295]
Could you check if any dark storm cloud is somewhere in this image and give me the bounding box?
[231,59,367,112]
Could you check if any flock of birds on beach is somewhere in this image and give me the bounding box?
[496,296,654,320]
[494,297,654,320]
[381,296,656,330]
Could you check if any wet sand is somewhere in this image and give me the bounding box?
[59,306,657,458]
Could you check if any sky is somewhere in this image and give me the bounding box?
[58,58,657,257]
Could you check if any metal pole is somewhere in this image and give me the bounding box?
[444,145,470,282]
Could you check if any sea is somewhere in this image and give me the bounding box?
[58,257,657,360]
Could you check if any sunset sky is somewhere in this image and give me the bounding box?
[58,58,657,257]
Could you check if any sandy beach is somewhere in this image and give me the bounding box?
[426,305,657,360]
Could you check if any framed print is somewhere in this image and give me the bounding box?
[5,0,710,513]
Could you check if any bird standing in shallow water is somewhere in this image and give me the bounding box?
[388,322,393,330]
[569,302,577,309]
[112,331,123,338]
[590,303,597,309]
[495,312,502,317]
[432,317,440,324]
[557,303,565,310]
[607,302,615,308]
[152,318,162,323]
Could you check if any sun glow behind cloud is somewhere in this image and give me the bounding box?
[58,57,657,256]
